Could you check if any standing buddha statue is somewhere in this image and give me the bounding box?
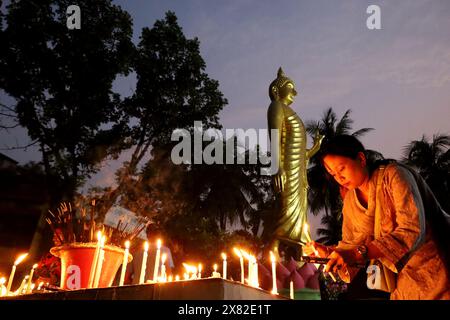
[267,67,324,259]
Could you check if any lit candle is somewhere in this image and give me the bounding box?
[0,277,6,297]
[119,240,130,286]
[290,280,294,299]
[211,264,221,278]
[233,248,245,284]
[17,275,29,295]
[198,263,202,279]
[37,282,44,291]
[161,253,167,281]
[93,235,106,288]
[26,264,38,294]
[175,275,180,281]
[168,275,173,282]
[242,251,252,285]
[191,266,198,280]
[6,253,27,296]
[153,239,161,282]
[221,253,227,280]
[140,241,149,284]
[253,256,259,287]
[270,251,278,295]
[88,231,102,288]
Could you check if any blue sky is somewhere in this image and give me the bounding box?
[1,0,450,235]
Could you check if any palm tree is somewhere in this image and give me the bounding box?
[305,108,374,245]
[402,134,450,212]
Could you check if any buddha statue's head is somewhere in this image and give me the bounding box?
[269,67,297,105]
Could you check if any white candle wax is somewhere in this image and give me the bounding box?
[270,251,278,294]
[88,231,102,288]
[18,276,29,295]
[6,265,16,296]
[221,253,227,280]
[6,253,27,296]
[0,279,6,297]
[26,264,38,294]
[119,241,130,286]
[290,280,294,299]
[253,258,259,287]
[161,253,167,281]
[211,264,221,278]
[93,235,106,288]
[140,241,149,284]
[152,239,161,282]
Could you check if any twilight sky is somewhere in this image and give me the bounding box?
[1,0,450,234]
[3,0,450,163]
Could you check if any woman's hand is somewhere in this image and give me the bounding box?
[304,241,331,257]
[325,248,363,273]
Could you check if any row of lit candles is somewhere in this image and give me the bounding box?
[0,253,38,297]
[0,247,293,299]
[2,223,316,298]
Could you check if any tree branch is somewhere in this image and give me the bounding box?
[0,139,39,151]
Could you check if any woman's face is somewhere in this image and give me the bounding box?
[322,152,368,190]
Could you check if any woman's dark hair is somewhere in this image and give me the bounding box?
[319,135,395,176]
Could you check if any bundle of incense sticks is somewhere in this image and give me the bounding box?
[300,256,366,269]
[46,201,150,247]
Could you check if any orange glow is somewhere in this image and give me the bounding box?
[14,253,28,266]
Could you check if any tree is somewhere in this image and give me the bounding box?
[96,11,228,215]
[0,0,134,201]
[0,0,135,258]
[402,134,450,212]
[305,108,374,245]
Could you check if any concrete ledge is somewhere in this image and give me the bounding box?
[2,278,288,300]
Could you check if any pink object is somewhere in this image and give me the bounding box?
[276,261,291,284]
[288,269,305,289]
[285,257,298,273]
[297,263,316,283]
[306,271,320,290]
[258,262,272,291]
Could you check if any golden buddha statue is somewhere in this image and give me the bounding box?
[267,67,324,259]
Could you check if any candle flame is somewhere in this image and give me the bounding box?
[213,264,217,272]
[221,252,227,260]
[175,275,180,281]
[14,253,28,265]
[168,275,173,282]
[233,248,242,258]
[161,253,167,264]
[241,249,251,261]
[96,231,102,241]
[270,251,276,263]
[182,263,196,274]
[157,239,162,249]
[198,263,202,272]
[125,240,130,249]
[144,241,149,251]
[32,263,38,269]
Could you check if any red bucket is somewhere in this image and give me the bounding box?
[50,243,133,290]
